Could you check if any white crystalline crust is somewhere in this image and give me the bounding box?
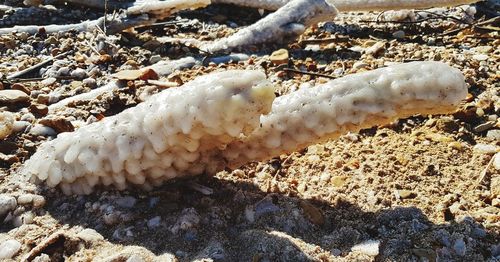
[127,0,211,19]
[212,0,479,11]
[201,0,338,53]
[24,70,275,195]
[219,61,467,168]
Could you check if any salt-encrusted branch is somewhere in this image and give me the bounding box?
[0,15,150,35]
[200,0,338,53]
[218,61,467,168]
[48,57,197,113]
[212,0,479,11]
[0,0,210,35]
[24,61,467,194]
[24,70,275,195]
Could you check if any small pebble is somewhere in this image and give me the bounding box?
[147,216,161,229]
[472,54,488,61]
[473,144,498,154]
[17,194,33,205]
[0,90,30,106]
[0,112,15,140]
[269,49,289,65]
[351,240,380,256]
[474,121,495,133]
[486,130,500,141]
[70,68,88,79]
[29,124,56,137]
[41,77,57,86]
[115,196,137,209]
[149,55,162,64]
[77,228,104,243]
[493,153,500,171]
[0,195,17,218]
[0,239,21,259]
[392,30,405,39]
[453,238,466,256]
[82,78,97,88]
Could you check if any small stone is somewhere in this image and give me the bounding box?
[365,42,385,56]
[472,54,488,61]
[41,77,57,86]
[29,103,48,117]
[36,94,50,104]
[493,152,500,172]
[17,194,33,205]
[352,61,369,70]
[70,68,87,79]
[0,194,17,218]
[29,124,56,137]
[147,216,161,229]
[269,49,289,65]
[486,130,500,141]
[0,90,30,106]
[331,176,348,187]
[453,238,466,256]
[392,30,405,39]
[77,228,104,243]
[300,201,324,225]
[397,190,416,199]
[44,36,59,45]
[0,112,15,140]
[115,196,137,208]
[11,83,30,95]
[149,55,162,64]
[474,121,495,133]
[32,195,46,208]
[82,78,97,88]
[351,240,380,256]
[39,117,75,133]
[473,144,498,155]
[56,67,70,77]
[0,239,21,259]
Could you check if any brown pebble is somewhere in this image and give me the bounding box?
[270,49,289,65]
[300,201,324,225]
[29,103,48,117]
[11,83,30,95]
[36,94,50,105]
[39,117,74,133]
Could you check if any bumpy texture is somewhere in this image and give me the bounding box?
[127,0,211,19]
[200,0,338,53]
[23,70,275,195]
[218,61,468,168]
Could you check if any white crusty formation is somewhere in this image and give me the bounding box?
[24,61,467,194]
[24,70,276,195]
[200,0,338,53]
[213,0,479,11]
[218,61,468,168]
[127,0,211,20]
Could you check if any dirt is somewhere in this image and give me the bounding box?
[0,2,499,262]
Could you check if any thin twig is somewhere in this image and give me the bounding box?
[476,154,495,187]
[299,36,349,44]
[284,68,337,79]
[6,51,70,80]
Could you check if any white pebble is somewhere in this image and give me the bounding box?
[351,240,380,256]
[473,144,498,154]
[0,239,21,259]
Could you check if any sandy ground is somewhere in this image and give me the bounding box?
[0,2,499,261]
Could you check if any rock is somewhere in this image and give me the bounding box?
[17,194,33,205]
[194,240,225,261]
[41,77,57,86]
[13,121,31,134]
[472,54,489,61]
[392,30,405,39]
[254,197,280,219]
[115,196,137,208]
[486,130,500,140]
[474,121,495,133]
[39,117,74,133]
[70,68,88,79]
[473,144,498,154]
[493,153,500,171]
[170,208,200,234]
[32,195,46,208]
[147,216,161,229]
[83,78,97,88]
[0,111,15,140]
[36,94,50,105]
[77,228,104,243]
[270,49,289,65]
[11,83,30,95]
[397,190,416,199]
[300,201,324,225]
[0,90,30,107]
[29,103,48,117]
[351,240,380,256]
[29,124,57,136]
[149,55,162,64]
[0,194,17,219]
[352,61,369,70]
[331,176,348,187]
[453,238,466,256]
[0,239,21,259]
[365,42,385,56]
